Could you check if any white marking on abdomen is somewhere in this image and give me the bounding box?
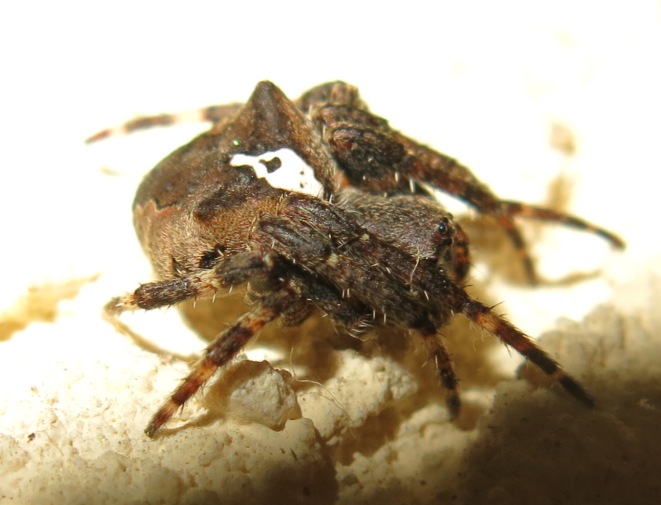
[231,148,324,198]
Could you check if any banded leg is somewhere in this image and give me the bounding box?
[86,103,243,143]
[449,221,471,283]
[407,148,551,284]
[105,251,274,317]
[145,271,374,436]
[145,300,284,437]
[399,245,596,407]
[103,251,284,436]
[306,82,624,283]
[260,193,595,408]
[422,333,461,419]
[403,146,624,282]
[413,161,626,281]
[461,299,594,407]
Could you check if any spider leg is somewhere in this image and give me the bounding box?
[461,299,594,406]
[287,273,374,337]
[312,109,542,282]
[104,251,273,316]
[399,255,595,407]
[145,299,284,437]
[104,251,292,437]
[85,104,243,143]
[399,142,546,283]
[500,200,626,249]
[254,193,440,334]
[451,221,471,283]
[422,333,461,419]
[258,193,593,407]
[303,82,622,282]
[145,270,375,437]
[137,266,374,436]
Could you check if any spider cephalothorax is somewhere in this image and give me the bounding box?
[88,81,624,437]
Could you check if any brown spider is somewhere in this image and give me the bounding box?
[87,81,624,437]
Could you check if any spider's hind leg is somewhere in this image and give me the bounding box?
[86,103,243,143]
[499,200,626,249]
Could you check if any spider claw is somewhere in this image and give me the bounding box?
[445,391,462,420]
[145,401,178,438]
[555,372,595,408]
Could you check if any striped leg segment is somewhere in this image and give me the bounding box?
[461,299,594,407]
[422,333,461,419]
[86,103,242,143]
[102,251,284,436]
[145,303,281,437]
[450,221,471,283]
[104,252,272,316]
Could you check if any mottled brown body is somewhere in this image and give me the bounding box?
[90,81,624,437]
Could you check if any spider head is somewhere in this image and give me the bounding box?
[338,189,463,278]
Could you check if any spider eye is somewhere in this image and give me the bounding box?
[437,218,449,235]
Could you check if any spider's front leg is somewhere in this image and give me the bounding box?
[105,251,298,437]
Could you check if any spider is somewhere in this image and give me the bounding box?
[87,81,625,437]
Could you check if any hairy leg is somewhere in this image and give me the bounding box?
[256,192,594,408]
[422,333,461,419]
[145,295,288,437]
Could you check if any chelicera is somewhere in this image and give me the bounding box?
[87,81,624,437]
